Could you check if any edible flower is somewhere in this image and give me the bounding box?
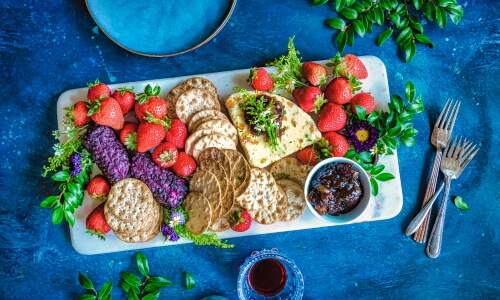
[169,211,185,227]
[69,152,82,176]
[346,120,379,153]
[161,224,180,242]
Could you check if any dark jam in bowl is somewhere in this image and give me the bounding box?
[307,162,363,216]
[248,258,288,296]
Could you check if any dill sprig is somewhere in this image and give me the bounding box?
[266,36,307,93]
[174,225,234,249]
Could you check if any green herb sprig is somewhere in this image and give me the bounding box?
[78,272,112,300]
[312,0,464,62]
[120,253,172,299]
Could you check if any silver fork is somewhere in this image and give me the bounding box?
[413,99,460,243]
[426,137,479,258]
[406,138,478,236]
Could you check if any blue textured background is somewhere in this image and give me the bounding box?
[1,0,499,299]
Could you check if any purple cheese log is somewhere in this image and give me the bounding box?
[82,125,130,184]
[130,152,188,209]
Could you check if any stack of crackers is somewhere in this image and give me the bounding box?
[104,178,162,243]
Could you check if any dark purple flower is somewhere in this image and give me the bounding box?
[69,152,82,176]
[346,120,379,153]
[161,224,179,242]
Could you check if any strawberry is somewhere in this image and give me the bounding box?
[248,67,274,91]
[152,142,178,168]
[87,79,111,102]
[119,122,138,150]
[350,92,376,115]
[330,53,368,79]
[112,86,136,116]
[292,86,327,113]
[229,210,252,232]
[321,132,349,157]
[67,101,91,127]
[136,119,167,153]
[135,84,167,122]
[171,151,196,177]
[86,202,111,240]
[317,103,347,132]
[296,146,320,166]
[302,62,328,86]
[164,119,187,149]
[87,96,124,130]
[323,77,357,105]
[86,174,111,201]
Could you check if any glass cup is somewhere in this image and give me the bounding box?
[237,248,304,300]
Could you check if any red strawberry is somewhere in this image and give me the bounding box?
[88,96,124,130]
[171,152,196,177]
[296,147,320,166]
[67,101,91,127]
[350,92,376,115]
[248,67,274,91]
[86,174,111,201]
[112,86,136,116]
[136,118,167,153]
[317,103,347,132]
[119,122,138,150]
[86,202,111,240]
[324,77,356,105]
[292,86,327,113]
[152,142,178,168]
[135,84,167,122]
[87,79,111,102]
[331,53,368,79]
[164,119,188,149]
[322,132,349,157]
[229,210,252,232]
[302,62,328,86]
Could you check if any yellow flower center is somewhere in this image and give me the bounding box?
[355,129,370,142]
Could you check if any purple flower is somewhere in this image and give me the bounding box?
[169,211,185,226]
[346,120,379,153]
[161,224,179,242]
[69,153,82,176]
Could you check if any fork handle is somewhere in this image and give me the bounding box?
[426,176,451,258]
[413,149,443,243]
[406,182,445,236]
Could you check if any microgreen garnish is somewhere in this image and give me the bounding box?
[78,272,112,300]
[454,196,470,211]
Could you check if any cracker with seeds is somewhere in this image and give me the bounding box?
[237,168,277,211]
[191,133,236,160]
[188,109,228,132]
[195,118,238,142]
[113,204,162,243]
[276,179,307,221]
[105,178,154,222]
[165,77,218,118]
[222,149,251,196]
[175,88,220,124]
[270,157,311,188]
[185,129,237,157]
[189,170,221,223]
[183,192,212,235]
[197,147,232,179]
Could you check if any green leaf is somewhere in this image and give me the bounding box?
[380,0,392,10]
[423,2,436,21]
[346,27,355,46]
[370,164,385,176]
[52,206,64,224]
[64,192,79,209]
[353,20,365,37]
[389,12,400,27]
[404,40,417,62]
[313,0,329,5]
[396,27,412,44]
[340,7,358,20]
[436,6,447,28]
[362,0,372,8]
[384,136,399,149]
[52,170,70,182]
[40,195,58,208]
[388,125,403,136]
[355,105,367,119]
[346,0,355,6]
[405,81,416,101]
[142,292,160,300]
[336,31,347,52]
[78,295,96,300]
[377,28,393,46]
[136,252,149,277]
[144,283,164,293]
[398,111,413,122]
[400,136,417,147]
[409,20,424,33]
[78,272,94,290]
[447,4,464,24]
[413,0,423,10]
[64,209,75,227]
[454,196,470,211]
[185,271,195,290]
[325,18,346,29]
[121,281,132,292]
[403,127,419,137]
[335,0,346,12]
[376,172,396,182]
[374,7,385,26]
[121,271,142,287]
[351,2,365,12]
[366,111,379,123]
[391,95,403,112]
[415,34,435,47]
[127,292,140,300]
[370,178,379,196]
[438,0,455,6]
[98,281,113,300]
[359,151,374,163]
[148,276,172,285]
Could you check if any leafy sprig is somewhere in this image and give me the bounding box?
[454,196,470,211]
[78,272,113,300]
[120,253,172,300]
[312,0,464,62]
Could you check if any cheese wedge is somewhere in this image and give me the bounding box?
[225,91,321,168]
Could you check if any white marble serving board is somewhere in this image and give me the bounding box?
[56,56,403,255]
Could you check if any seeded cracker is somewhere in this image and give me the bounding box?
[175,88,220,124]
[185,129,237,157]
[198,158,229,205]
[165,77,219,119]
[188,109,228,132]
[189,115,227,134]
[105,178,154,222]
[189,170,221,224]
[183,192,212,235]
[221,149,251,196]
[113,203,162,243]
[197,147,232,179]
[191,134,236,160]
[270,157,311,188]
[194,118,238,142]
[276,179,307,221]
[237,168,277,211]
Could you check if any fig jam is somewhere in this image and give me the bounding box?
[248,258,287,296]
[242,95,284,136]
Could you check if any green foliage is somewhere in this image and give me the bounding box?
[78,272,113,300]
[184,272,195,290]
[312,0,464,62]
[454,196,470,211]
[174,224,235,248]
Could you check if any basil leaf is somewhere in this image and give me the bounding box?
[325,18,346,29]
[185,271,195,290]
[454,196,470,211]
[78,272,94,290]
[136,252,149,277]
[40,196,58,208]
[370,178,379,196]
[52,170,70,182]
[376,173,396,182]
[98,281,113,300]
[121,271,142,287]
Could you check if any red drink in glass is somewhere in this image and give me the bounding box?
[248,258,288,296]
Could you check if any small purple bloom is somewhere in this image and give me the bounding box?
[69,153,82,176]
[161,224,179,242]
[169,211,185,226]
[346,120,379,153]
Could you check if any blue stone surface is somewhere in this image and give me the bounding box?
[0,0,499,299]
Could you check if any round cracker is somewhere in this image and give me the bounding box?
[175,88,220,124]
[189,115,228,134]
[270,157,311,188]
[197,147,231,179]
[237,168,277,211]
[209,215,231,232]
[183,192,212,235]
[276,179,307,221]
[188,109,228,132]
[165,77,219,119]
[114,204,162,243]
[194,118,238,142]
[184,77,219,99]
[221,149,251,196]
[106,178,154,222]
[189,170,221,224]
[185,129,237,157]
[191,133,236,160]
[198,158,228,200]
[104,200,157,234]
[219,181,235,218]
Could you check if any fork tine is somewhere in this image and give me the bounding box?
[456,146,480,178]
[445,136,458,157]
[445,101,461,132]
[435,99,452,128]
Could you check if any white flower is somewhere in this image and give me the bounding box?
[169,216,181,227]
